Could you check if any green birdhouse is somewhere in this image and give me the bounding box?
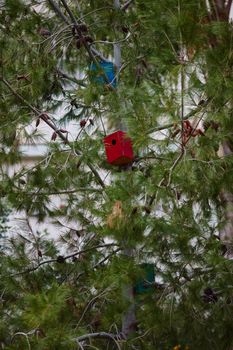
[134,263,155,294]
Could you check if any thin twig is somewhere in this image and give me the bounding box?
[76,340,85,350]
[76,287,113,329]
[79,6,114,22]
[90,33,131,46]
[163,30,179,62]
[36,24,73,45]
[167,149,184,187]
[73,332,121,350]
[11,332,32,350]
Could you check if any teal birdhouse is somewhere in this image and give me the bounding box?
[134,263,155,294]
[90,61,116,88]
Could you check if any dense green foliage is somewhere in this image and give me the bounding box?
[1,0,233,349]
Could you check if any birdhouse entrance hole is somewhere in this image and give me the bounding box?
[103,130,134,166]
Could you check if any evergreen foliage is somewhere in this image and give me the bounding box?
[1,0,233,349]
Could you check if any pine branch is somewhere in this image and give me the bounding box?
[65,244,119,260]
[12,328,47,349]
[60,0,78,24]
[8,243,119,277]
[91,33,131,46]
[88,46,111,62]
[56,0,113,84]
[147,108,208,208]
[0,77,105,188]
[18,189,102,196]
[48,2,109,61]
[92,248,121,269]
[76,287,113,328]
[47,0,70,24]
[147,98,211,135]
[62,248,121,284]
[57,0,109,62]
[121,0,134,11]
[11,332,31,350]
[56,68,87,86]
[167,149,184,187]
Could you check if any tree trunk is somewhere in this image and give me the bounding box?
[218,142,233,258]
[113,0,137,339]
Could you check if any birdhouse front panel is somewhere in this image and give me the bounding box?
[134,263,155,294]
[103,131,134,165]
[90,61,116,88]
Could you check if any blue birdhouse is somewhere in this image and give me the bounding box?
[134,263,155,294]
[90,61,117,88]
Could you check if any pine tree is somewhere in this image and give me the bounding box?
[1,0,233,349]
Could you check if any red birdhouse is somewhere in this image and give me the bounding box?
[103,131,134,165]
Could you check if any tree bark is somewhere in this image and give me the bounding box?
[218,142,233,258]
